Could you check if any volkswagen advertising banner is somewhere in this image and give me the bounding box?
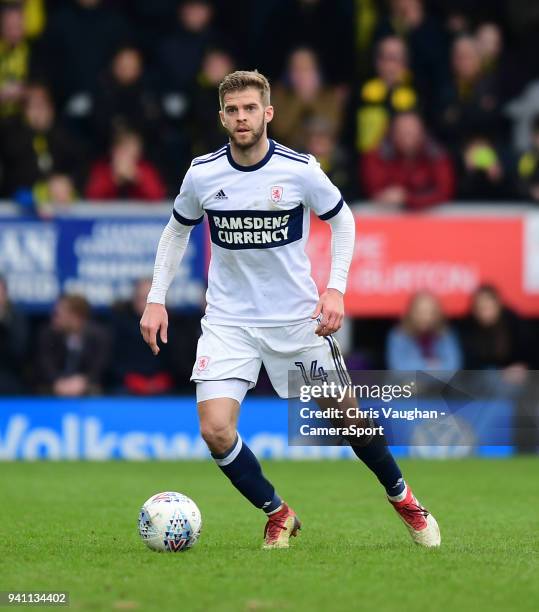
[0,396,513,461]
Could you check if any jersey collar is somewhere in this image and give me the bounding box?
[226,139,275,172]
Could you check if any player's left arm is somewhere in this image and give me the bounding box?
[304,157,356,337]
[311,203,355,336]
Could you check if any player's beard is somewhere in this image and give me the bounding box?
[227,119,265,151]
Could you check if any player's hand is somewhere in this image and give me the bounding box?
[140,303,168,355]
[311,289,344,336]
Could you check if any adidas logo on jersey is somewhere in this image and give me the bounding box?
[214,189,228,200]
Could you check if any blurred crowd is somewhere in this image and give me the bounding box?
[1,275,539,400]
[0,276,201,396]
[2,0,539,212]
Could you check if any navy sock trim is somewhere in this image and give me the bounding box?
[351,434,404,496]
[263,493,283,514]
[211,434,241,464]
[212,434,282,512]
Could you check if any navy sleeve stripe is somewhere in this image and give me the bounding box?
[173,208,204,225]
[274,151,309,164]
[318,197,344,220]
[274,145,309,160]
[274,144,309,160]
[193,145,227,163]
[192,151,227,166]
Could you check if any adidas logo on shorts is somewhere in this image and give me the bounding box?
[214,189,228,200]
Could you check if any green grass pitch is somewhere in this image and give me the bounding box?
[1,458,538,611]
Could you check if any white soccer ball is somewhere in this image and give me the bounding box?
[138,491,202,552]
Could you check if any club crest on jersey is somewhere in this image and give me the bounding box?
[270,186,283,202]
[196,356,210,371]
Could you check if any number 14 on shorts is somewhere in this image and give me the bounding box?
[294,360,328,384]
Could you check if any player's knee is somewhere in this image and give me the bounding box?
[200,421,236,454]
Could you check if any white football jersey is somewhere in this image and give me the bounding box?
[173,139,344,327]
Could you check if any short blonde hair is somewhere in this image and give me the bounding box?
[218,70,271,109]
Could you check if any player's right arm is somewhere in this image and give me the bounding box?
[140,167,204,355]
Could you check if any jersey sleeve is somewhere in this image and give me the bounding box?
[172,166,205,225]
[303,156,344,220]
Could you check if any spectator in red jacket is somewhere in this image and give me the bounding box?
[85,128,166,201]
[361,111,455,210]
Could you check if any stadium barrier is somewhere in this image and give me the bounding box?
[0,204,205,311]
[0,202,538,315]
